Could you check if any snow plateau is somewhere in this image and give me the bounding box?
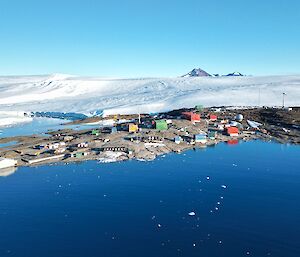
[0,74,299,124]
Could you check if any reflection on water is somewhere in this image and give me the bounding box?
[0,166,17,177]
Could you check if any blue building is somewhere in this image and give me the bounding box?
[194,133,207,143]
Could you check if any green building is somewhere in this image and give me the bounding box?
[91,129,100,136]
[155,120,168,131]
[74,152,88,158]
[195,105,204,112]
[208,131,217,139]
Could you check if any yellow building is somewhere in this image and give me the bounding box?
[128,123,139,133]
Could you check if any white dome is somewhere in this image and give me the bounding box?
[236,114,244,121]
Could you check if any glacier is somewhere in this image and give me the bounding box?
[0,73,300,126]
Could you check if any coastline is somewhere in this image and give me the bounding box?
[0,106,299,169]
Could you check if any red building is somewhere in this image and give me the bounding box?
[226,127,239,137]
[209,114,217,121]
[182,112,201,122]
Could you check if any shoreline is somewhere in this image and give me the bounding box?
[0,106,299,169]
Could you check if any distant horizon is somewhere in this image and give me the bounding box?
[0,69,300,79]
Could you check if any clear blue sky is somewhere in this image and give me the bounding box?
[0,0,299,77]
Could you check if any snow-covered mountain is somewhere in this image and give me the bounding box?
[182,68,211,77]
[182,69,244,77]
[226,72,244,77]
[0,73,300,126]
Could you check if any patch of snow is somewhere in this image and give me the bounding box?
[247,120,263,129]
[98,151,125,163]
[282,128,290,133]
[144,142,165,148]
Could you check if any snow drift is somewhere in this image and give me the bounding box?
[0,73,299,125]
[0,111,32,127]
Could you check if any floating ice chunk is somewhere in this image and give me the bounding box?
[188,211,196,216]
[136,158,147,162]
[157,224,162,228]
[206,176,210,180]
[221,185,227,189]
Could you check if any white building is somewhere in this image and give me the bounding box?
[46,142,66,150]
[77,142,88,148]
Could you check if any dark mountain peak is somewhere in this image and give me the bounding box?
[182,68,211,77]
[226,72,244,77]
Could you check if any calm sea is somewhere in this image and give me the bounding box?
[0,141,299,257]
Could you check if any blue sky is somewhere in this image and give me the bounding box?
[0,0,299,77]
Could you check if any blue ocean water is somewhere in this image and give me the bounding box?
[0,117,99,138]
[0,141,18,148]
[0,118,69,138]
[0,141,299,257]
